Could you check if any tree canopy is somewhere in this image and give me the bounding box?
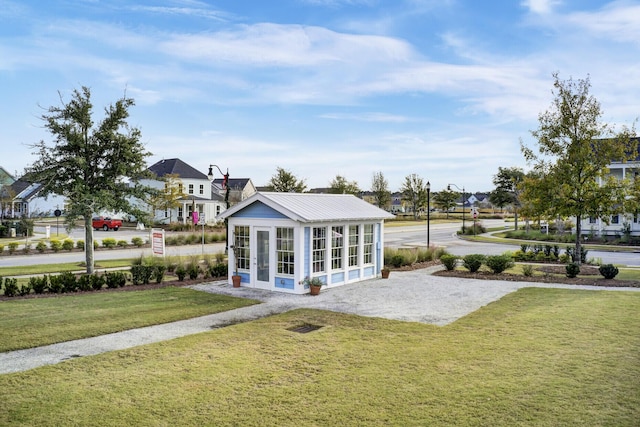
[266,167,307,193]
[520,73,637,261]
[490,166,525,229]
[370,171,391,209]
[433,189,458,219]
[27,86,156,273]
[329,175,360,195]
[400,174,428,220]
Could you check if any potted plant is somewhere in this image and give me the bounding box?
[300,276,324,295]
[231,245,242,287]
[381,266,391,279]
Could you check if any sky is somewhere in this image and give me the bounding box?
[1,0,639,193]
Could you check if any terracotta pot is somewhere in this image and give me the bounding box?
[381,269,390,279]
[309,284,321,295]
[232,275,241,288]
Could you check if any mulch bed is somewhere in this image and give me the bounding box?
[431,263,640,288]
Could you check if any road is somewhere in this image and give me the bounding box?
[2,220,639,267]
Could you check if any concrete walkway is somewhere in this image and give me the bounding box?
[2,267,638,375]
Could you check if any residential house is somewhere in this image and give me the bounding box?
[212,178,257,205]
[580,139,640,237]
[5,178,65,218]
[217,192,395,293]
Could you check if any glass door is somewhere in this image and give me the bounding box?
[255,228,271,289]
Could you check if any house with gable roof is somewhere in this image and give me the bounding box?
[142,158,256,225]
[217,192,395,294]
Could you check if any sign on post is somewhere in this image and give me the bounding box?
[151,228,165,257]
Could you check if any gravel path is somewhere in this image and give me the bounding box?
[2,267,638,375]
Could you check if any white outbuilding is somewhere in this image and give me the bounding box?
[217,192,395,294]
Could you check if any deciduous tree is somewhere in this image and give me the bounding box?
[433,189,458,219]
[28,86,156,273]
[400,174,428,220]
[521,73,637,262]
[266,167,307,193]
[329,175,360,195]
[370,171,391,209]
[490,166,525,229]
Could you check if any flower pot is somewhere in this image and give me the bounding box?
[309,284,321,295]
[381,269,390,279]
[232,275,241,288]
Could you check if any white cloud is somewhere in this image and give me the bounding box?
[521,0,562,15]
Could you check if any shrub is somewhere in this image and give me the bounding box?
[3,278,18,297]
[117,240,128,248]
[18,282,32,296]
[50,239,62,252]
[102,238,117,249]
[131,265,154,285]
[154,265,166,283]
[535,252,547,262]
[59,271,78,293]
[440,254,458,271]
[23,243,32,254]
[522,264,534,277]
[565,262,580,278]
[598,264,619,280]
[77,275,92,292]
[36,241,48,253]
[462,254,485,273]
[131,237,144,247]
[29,276,48,294]
[91,273,107,290]
[105,271,127,288]
[485,255,514,274]
[76,240,85,250]
[209,263,228,278]
[188,262,200,280]
[0,243,4,254]
[8,242,18,254]
[62,239,75,251]
[175,265,187,281]
[47,275,64,293]
[93,240,99,250]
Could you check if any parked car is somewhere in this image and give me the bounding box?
[92,216,123,231]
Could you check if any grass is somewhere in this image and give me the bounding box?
[0,259,135,277]
[0,287,259,352]
[1,288,638,426]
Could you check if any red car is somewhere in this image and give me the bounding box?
[92,216,123,231]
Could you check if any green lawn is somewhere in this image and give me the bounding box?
[1,288,638,426]
[0,287,259,352]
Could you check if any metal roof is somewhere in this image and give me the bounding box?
[219,192,395,223]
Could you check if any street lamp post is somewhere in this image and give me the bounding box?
[208,164,230,252]
[447,183,466,234]
[426,181,431,248]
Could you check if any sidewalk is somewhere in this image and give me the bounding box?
[2,268,639,375]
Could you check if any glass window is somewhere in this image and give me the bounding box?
[589,217,597,224]
[363,224,374,264]
[188,184,194,194]
[276,227,295,275]
[313,227,326,273]
[199,184,204,195]
[331,226,344,270]
[612,214,620,224]
[234,226,250,271]
[348,225,359,267]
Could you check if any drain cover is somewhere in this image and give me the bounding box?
[287,324,323,334]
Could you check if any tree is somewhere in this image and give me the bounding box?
[400,174,428,220]
[329,175,360,195]
[490,166,525,229]
[521,73,637,262]
[148,173,184,223]
[371,171,391,209]
[27,86,156,273]
[266,167,307,193]
[433,189,458,219]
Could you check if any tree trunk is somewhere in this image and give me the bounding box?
[575,214,582,265]
[514,208,519,231]
[84,216,95,274]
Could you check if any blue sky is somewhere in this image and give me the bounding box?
[1,0,639,193]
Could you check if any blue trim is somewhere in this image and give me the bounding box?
[331,272,344,283]
[364,266,375,277]
[348,269,360,280]
[275,277,295,289]
[233,201,288,219]
[239,272,250,283]
[304,227,310,278]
